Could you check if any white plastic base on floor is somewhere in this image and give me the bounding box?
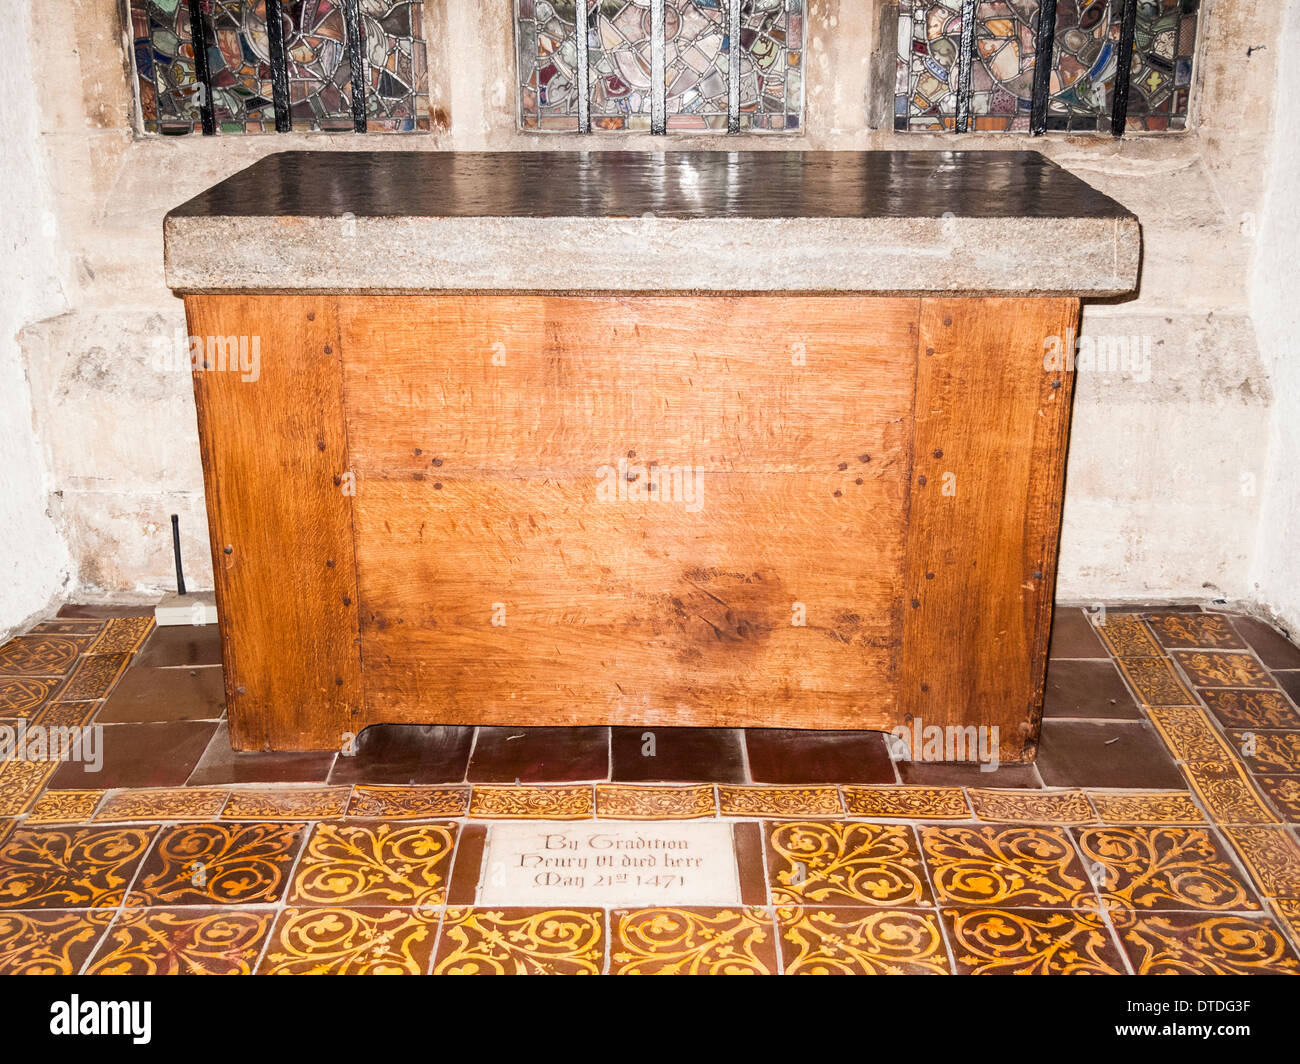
[154,591,218,626]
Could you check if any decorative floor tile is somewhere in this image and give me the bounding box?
[1223,826,1300,899]
[1147,613,1246,650]
[942,907,1126,974]
[1270,898,1300,949]
[1115,911,1300,974]
[468,784,593,820]
[1182,760,1279,825]
[288,821,457,907]
[720,786,842,818]
[1257,776,1300,821]
[34,619,106,637]
[1092,615,1162,657]
[51,652,131,702]
[1173,651,1275,689]
[0,818,13,846]
[96,788,230,822]
[0,758,60,816]
[86,616,155,656]
[777,906,951,974]
[842,785,969,820]
[346,785,469,820]
[261,908,441,974]
[969,789,1095,824]
[1087,791,1205,824]
[0,634,93,676]
[31,701,98,729]
[920,825,1093,909]
[1203,688,1300,730]
[0,677,63,719]
[433,907,603,974]
[1229,731,1300,774]
[26,790,104,825]
[0,826,156,909]
[1114,657,1196,707]
[221,786,351,820]
[766,821,930,907]
[1146,704,1234,763]
[609,907,777,974]
[596,784,716,820]
[1074,826,1260,912]
[0,910,114,974]
[128,822,304,906]
[85,908,274,975]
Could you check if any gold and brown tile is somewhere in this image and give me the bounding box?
[920,825,1094,909]
[51,652,131,702]
[0,825,157,909]
[1147,613,1246,651]
[719,786,843,818]
[33,619,106,637]
[260,908,441,974]
[85,907,274,975]
[25,789,104,825]
[1203,688,1300,730]
[1092,614,1162,658]
[1113,910,1300,975]
[468,784,593,820]
[842,785,969,820]
[1182,759,1279,826]
[0,910,115,975]
[1173,651,1276,690]
[1087,791,1205,825]
[1145,704,1235,763]
[1224,826,1300,900]
[969,788,1095,824]
[0,758,60,817]
[96,787,230,822]
[0,818,14,846]
[777,906,951,974]
[345,785,469,820]
[1269,898,1300,951]
[1229,730,1300,774]
[221,786,351,821]
[0,634,94,676]
[609,907,777,974]
[596,784,716,820]
[1114,657,1196,707]
[127,822,305,906]
[766,820,930,908]
[31,700,98,729]
[433,907,603,975]
[86,616,156,656]
[1256,776,1300,822]
[0,677,63,719]
[287,821,457,907]
[941,907,1126,974]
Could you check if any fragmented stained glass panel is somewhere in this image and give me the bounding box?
[895,0,1199,133]
[131,0,431,133]
[517,0,803,134]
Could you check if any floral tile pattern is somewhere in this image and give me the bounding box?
[718,786,843,818]
[25,790,104,825]
[0,826,157,909]
[86,617,156,656]
[1147,613,1246,650]
[222,787,351,820]
[345,785,469,820]
[942,908,1126,975]
[1093,615,1162,658]
[96,788,230,822]
[468,785,593,820]
[0,635,94,676]
[85,908,274,975]
[1224,826,1300,899]
[1182,760,1279,826]
[1114,656,1197,707]
[920,825,1093,909]
[0,910,114,975]
[777,906,951,974]
[609,907,777,974]
[969,789,1095,824]
[842,785,969,820]
[128,822,305,907]
[1086,791,1205,825]
[288,821,456,907]
[0,760,61,817]
[1173,651,1276,690]
[766,821,930,908]
[1115,911,1300,974]
[596,784,716,820]
[433,908,603,975]
[52,652,131,701]
[261,908,441,975]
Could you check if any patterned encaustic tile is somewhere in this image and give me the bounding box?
[0,910,115,974]
[1173,651,1276,690]
[1203,688,1300,730]
[86,616,156,656]
[719,786,844,818]
[1114,911,1300,974]
[0,826,157,909]
[941,908,1126,975]
[51,652,131,702]
[25,790,104,825]
[609,907,777,974]
[0,677,63,719]
[1073,826,1260,913]
[777,906,951,975]
[345,785,470,820]
[919,825,1094,910]
[287,821,456,907]
[85,908,275,975]
[0,759,60,817]
[968,789,1096,825]
[595,784,716,820]
[1269,898,1300,947]
[433,908,604,975]
[0,634,95,676]
[1145,704,1235,763]
[32,700,98,729]
[0,818,14,846]
[1229,731,1300,774]
[1092,614,1162,658]
[96,787,230,821]
[127,822,305,906]
[468,784,593,820]
[1147,613,1247,651]
[1256,776,1300,822]
[1114,656,1197,707]
[766,821,931,908]
[1086,791,1206,825]
[221,786,351,820]
[1222,826,1300,899]
[841,785,969,820]
[33,619,105,636]
[261,908,442,975]
[1182,760,1279,826]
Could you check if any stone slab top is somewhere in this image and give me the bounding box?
[165,150,1140,296]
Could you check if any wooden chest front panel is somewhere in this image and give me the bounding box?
[339,296,917,729]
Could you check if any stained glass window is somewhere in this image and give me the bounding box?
[131,1,431,134]
[895,0,1199,135]
[516,1,803,134]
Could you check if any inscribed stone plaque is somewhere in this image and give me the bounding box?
[478,821,741,906]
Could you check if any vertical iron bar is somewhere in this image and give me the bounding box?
[171,515,187,597]
[955,0,976,132]
[651,0,666,134]
[266,0,292,132]
[576,0,590,132]
[343,0,368,132]
[1111,0,1139,137]
[1030,0,1058,135]
[186,0,216,134]
[727,0,741,133]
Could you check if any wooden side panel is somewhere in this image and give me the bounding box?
[901,297,1080,761]
[186,295,363,751]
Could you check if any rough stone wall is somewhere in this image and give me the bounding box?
[8,0,1294,625]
